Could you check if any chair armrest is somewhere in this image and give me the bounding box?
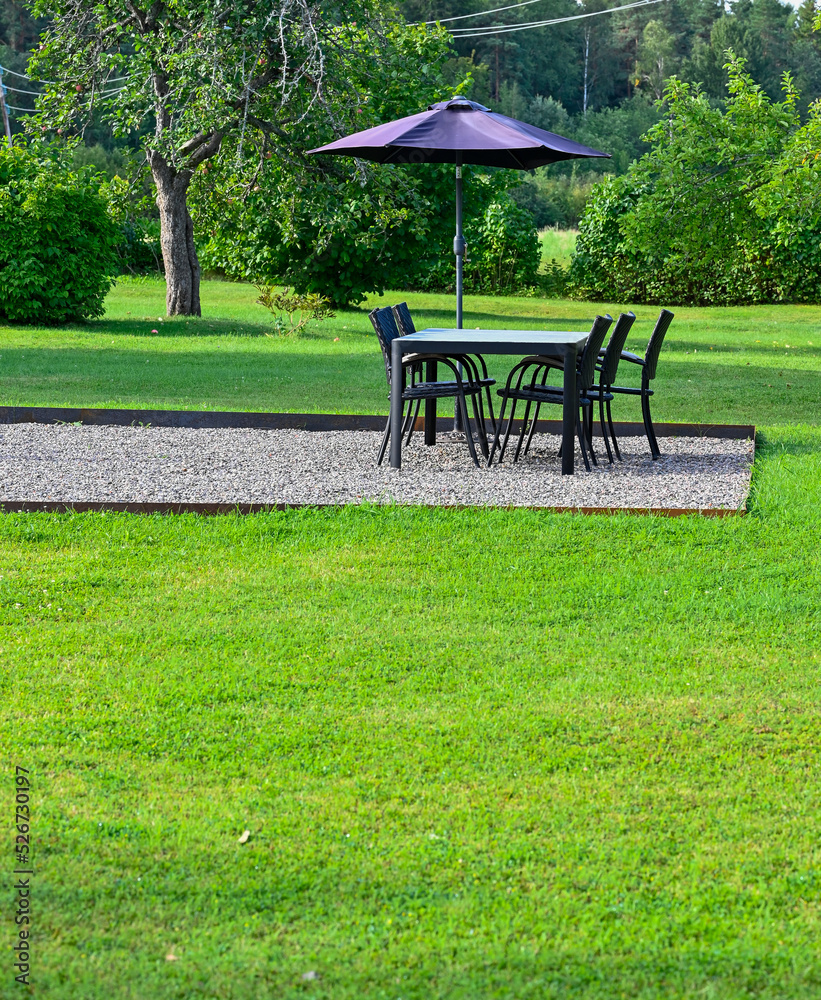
[620,351,644,365]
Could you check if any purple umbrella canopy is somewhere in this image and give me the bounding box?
[309,96,610,429]
[310,96,610,170]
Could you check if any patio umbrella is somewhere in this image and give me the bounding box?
[308,96,610,329]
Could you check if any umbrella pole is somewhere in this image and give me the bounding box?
[454,156,465,432]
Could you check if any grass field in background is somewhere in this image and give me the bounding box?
[539,226,578,268]
[1,276,819,428]
[2,280,821,998]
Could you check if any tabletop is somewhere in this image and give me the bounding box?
[399,328,588,355]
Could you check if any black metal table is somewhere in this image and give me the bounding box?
[391,329,589,475]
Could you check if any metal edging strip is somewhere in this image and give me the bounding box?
[0,406,756,440]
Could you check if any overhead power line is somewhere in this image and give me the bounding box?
[0,65,56,84]
[0,64,130,86]
[3,84,42,95]
[411,0,564,24]
[452,0,668,38]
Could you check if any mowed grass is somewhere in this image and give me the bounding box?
[1,280,821,998]
[2,275,820,427]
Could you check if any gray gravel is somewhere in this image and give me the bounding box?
[0,423,754,510]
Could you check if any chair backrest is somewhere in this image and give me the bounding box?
[643,308,675,381]
[599,311,636,385]
[578,314,613,390]
[369,306,401,388]
[392,302,416,338]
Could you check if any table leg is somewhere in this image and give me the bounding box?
[562,345,576,475]
[390,340,403,469]
[424,359,437,445]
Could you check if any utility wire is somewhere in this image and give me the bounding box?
[0,65,130,85]
[452,0,668,37]
[0,65,56,84]
[5,84,129,97]
[3,84,43,95]
[411,0,563,25]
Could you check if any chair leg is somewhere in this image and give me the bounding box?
[491,361,531,465]
[488,393,509,465]
[513,400,533,463]
[599,391,613,464]
[404,398,422,445]
[641,390,660,459]
[585,402,598,467]
[402,398,415,434]
[457,390,480,467]
[523,401,542,456]
[379,398,410,465]
[498,397,519,464]
[470,390,489,460]
[606,398,622,461]
[576,411,591,472]
[472,377,492,450]
[483,381,496,431]
[377,416,391,465]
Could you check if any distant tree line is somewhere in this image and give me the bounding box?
[400,0,821,116]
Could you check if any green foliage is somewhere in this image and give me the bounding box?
[512,171,603,229]
[508,95,661,231]
[401,0,817,117]
[254,284,335,336]
[194,23,538,305]
[463,196,542,295]
[636,19,678,101]
[540,256,571,297]
[567,173,645,300]
[102,174,162,275]
[570,58,821,305]
[0,142,118,323]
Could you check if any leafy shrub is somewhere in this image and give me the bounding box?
[0,143,119,323]
[465,198,541,295]
[567,173,647,300]
[255,285,335,336]
[540,258,571,298]
[569,58,821,305]
[196,154,539,305]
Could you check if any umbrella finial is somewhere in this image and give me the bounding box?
[428,96,491,113]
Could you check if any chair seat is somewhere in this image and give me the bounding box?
[497,384,612,405]
[402,380,482,401]
[605,384,654,397]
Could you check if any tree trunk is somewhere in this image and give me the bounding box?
[148,152,201,317]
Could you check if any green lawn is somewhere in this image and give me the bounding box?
[2,281,821,999]
[2,276,819,428]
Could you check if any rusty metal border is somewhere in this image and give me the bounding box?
[0,405,755,440]
[0,501,744,518]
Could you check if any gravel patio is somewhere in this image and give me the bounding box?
[0,423,754,511]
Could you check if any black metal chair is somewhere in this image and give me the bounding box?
[516,312,636,465]
[489,314,613,471]
[603,309,674,460]
[369,306,487,467]
[391,302,497,429]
